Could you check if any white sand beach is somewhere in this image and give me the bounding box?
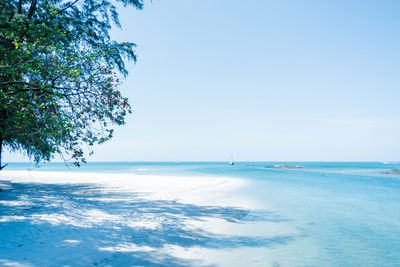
[0,170,254,266]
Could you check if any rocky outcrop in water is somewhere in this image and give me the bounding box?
[384,169,400,175]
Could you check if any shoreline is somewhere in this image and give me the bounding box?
[0,170,253,266]
[0,170,250,207]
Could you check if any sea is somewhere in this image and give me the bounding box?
[4,161,400,266]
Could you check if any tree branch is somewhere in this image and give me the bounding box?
[2,82,93,98]
[0,81,27,86]
[0,163,8,171]
[18,0,23,14]
[57,0,80,14]
[27,0,38,19]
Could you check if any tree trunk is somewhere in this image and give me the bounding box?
[0,138,3,191]
[18,0,23,14]
[0,138,2,169]
[0,138,7,171]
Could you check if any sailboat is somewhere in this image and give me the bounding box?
[229,154,234,165]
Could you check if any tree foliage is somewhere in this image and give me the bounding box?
[0,0,143,168]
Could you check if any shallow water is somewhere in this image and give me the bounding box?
[4,162,400,266]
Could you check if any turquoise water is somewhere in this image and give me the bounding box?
[5,162,400,266]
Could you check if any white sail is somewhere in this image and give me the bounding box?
[230,154,234,165]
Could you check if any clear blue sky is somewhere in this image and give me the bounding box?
[6,0,400,162]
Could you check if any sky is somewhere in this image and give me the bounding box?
[6,0,400,162]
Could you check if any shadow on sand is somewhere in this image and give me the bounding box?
[0,180,296,266]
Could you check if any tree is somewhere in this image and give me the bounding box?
[0,0,143,169]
